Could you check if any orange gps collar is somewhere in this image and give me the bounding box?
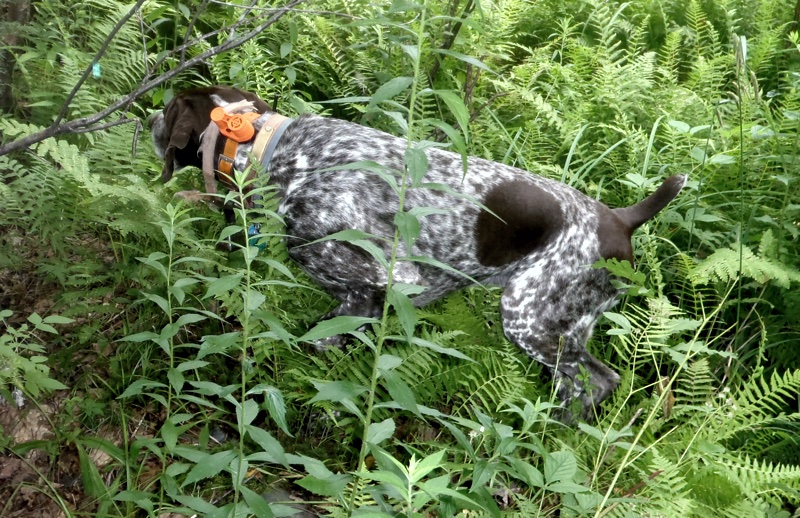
[210,107,260,142]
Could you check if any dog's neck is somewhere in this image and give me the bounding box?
[200,106,292,206]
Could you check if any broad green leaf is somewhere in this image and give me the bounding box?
[429,89,471,141]
[238,399,259,426]
[182,450,237,487]
[203,274,243,299]
[547,481,590,493]
[246,288,267,312]
[544,451,577,484]
[142,292,170,315]
[76,442,106,499]
[668,120,691,133]
[241,485,274,518]
[297,316,377,343]
[252,310,293,345]
[404,146,428,186]
[198,332,240,359]
[603,312,631,335]
[42,314,74,325]
[161,419,179,452]
[387,286,416,341]
[117,379,166,399]
[366,418,395,445]
[245,425,288,466]
[33,376,68,391]
[296,474,351,497]
[411,449,446,483]
[119,331,159,343]
[170,494,220,514]
[308,380,368,403]
[368,76,413,109]
[176,360,210,372]
[710,153,736,165]
[27,314,56,334]
[354,469,407,491]
[399,255,479,285]
[690,146,707,162]
[113,489,154,502]
[280,41,292,59]
[399,335,474,362]
[394,210,420,253]
[167,367,185,393]
[189,380,236,398]
[263,386,292,436]
[286,454,334,478]
[431,49,494,73]
[380,369,420,417]
[577,422,605,443]
[506,456,544,487]
[377,354,403,370]
[400,44,419,62]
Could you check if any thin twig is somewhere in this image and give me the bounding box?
[0,0,305,157]
[468,91,510,123]
[53,0,148,127]
[427,0,475,85]
[230,0,259,40]
[138,10,151,78]
[69,117,140,134]
[181,0,211,66]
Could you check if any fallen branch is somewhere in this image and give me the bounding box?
[0,0,305,157]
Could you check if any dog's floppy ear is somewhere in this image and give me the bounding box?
[160,98,196,183]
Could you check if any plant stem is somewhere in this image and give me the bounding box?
[347,5,428,516]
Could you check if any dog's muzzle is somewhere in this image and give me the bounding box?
[147,111,167,160]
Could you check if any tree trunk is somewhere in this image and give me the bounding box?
[0,0,32,113]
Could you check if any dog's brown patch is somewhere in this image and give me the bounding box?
[597,208,634,263]
[476,180,564,267]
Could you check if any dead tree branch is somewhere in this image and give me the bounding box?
[0,0,305,158]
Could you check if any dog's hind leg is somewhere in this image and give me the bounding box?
[500,262,621,420]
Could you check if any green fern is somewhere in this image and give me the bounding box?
[630,449,695,516]
[670,358,716,420]
[692,240,800,289]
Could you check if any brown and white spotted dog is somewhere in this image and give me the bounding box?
[149,86,686,419]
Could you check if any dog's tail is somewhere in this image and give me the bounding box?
[613,175,686,230]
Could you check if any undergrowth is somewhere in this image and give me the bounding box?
[1,0,799,516]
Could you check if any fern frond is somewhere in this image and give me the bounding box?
[670,358,716,419]
[691,242,800,289]
[628,449,695,515]
[712,369,800,442]
[719,453,800,506]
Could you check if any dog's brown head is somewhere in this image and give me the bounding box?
[149,86,269,183]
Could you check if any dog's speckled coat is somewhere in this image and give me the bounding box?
[151,87,686,418]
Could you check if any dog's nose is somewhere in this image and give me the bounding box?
[145,110,163,129]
